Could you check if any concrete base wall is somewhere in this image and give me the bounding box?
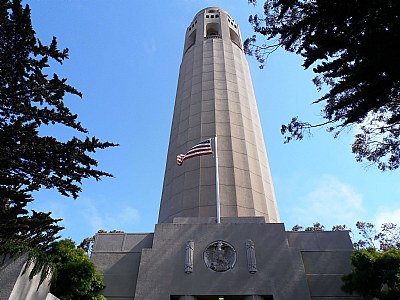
[0,254,27,300]
[91,233,154,299]
[91,219,359,300]
[0,254,58,300]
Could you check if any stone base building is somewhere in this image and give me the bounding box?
[92,218,358,300]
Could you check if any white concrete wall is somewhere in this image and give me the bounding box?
[8,257,56,300]
[0,254,58,300]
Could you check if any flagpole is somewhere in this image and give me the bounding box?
[215,135,221,224]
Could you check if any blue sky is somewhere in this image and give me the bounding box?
[25,0,400,243]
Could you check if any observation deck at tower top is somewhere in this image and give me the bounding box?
[183,7,243,55]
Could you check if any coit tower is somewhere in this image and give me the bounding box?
[91,9,354,300]
[158,7,280,223]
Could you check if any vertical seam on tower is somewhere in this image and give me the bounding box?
[230,43,257,217]
[189,33,201,218]
[221,33,238,218]
[181,51,191,221]
[239,52,265,218]
[198,35,206,217]
[211,38,220,218]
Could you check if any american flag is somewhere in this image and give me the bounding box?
[176,139,213,166]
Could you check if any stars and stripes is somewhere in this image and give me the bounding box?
[176,139,213,166]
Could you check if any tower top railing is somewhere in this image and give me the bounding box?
[205,34,222,39]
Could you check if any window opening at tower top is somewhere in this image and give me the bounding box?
[230,28,241,48]
[206,23,221,38]
[185,29,196,53]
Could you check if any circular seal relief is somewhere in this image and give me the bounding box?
[203,240,236,272]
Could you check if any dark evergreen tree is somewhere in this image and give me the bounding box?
[0,0,116,248]
[0,193,63,250]
[246,0,400,170]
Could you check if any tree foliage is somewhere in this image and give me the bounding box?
[342,248,400,299]
[304,222,325,231]
[343,222,400,299]
[0,193,63,249]
[353,221,400,251]
[291,224,303,231]
[332,224,348,231]
[47,239,106,300]
[291,222,347,232]
[246,0,400,170]
[0,0,116,248]
[1,239,106,299]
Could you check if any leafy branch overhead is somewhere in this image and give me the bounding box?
[246,0,400,170]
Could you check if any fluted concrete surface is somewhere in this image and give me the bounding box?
[158,7,279,223]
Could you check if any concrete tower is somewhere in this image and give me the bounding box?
[91,8,355,300]
[159,7,279,224]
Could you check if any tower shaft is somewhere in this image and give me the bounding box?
[158,8,279,223]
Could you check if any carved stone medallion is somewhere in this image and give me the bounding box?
[203,240,236,272]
